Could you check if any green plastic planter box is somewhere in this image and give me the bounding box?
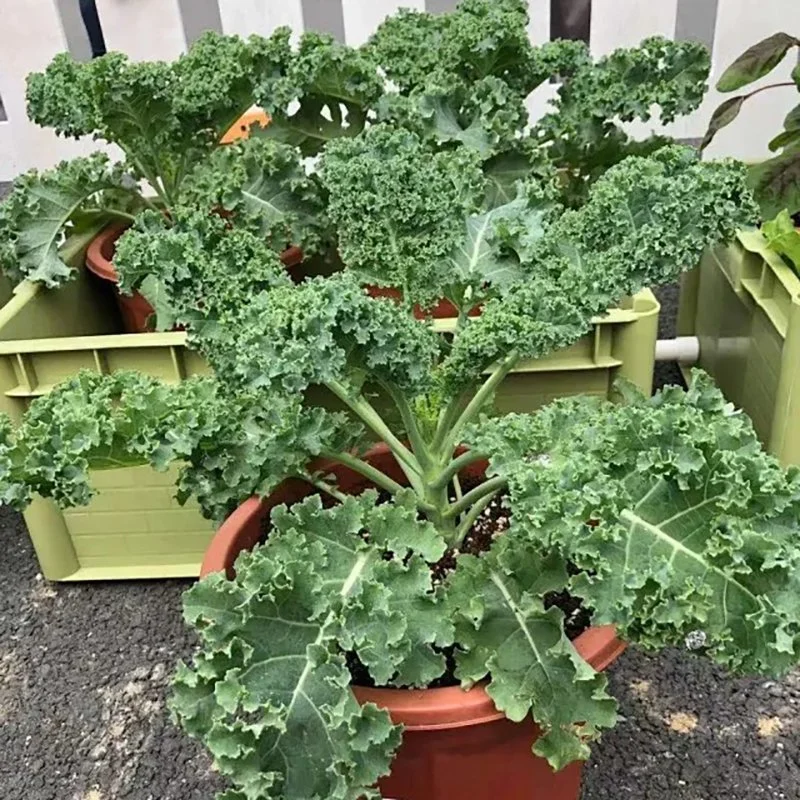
[0,249,660,581]
[677,232,800,467]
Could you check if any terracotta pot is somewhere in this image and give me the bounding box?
[200,444,625,800]
[86,226,304,333]
[85,106,288,333]
[366,285,482,320]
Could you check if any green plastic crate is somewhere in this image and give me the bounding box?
[678,232,800,467]
[0,253,660,581]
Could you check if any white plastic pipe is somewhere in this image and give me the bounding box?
[654,336,700,364]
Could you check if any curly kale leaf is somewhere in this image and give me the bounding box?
[171,29,291,141]
[378,75,527,158]
[27,32,293,199]
[114,210,291,333]
[482,138,556,209]
[363,7,447,93]
[366,0,535,94]
[535,36,710,205]
[319,125,486,306]
[178,137,329,255]
[0,371,218,509]
[269,492,452,686]
[211,272,441,398]
[25,52,98,138]
[0,154,138,287]
[440,147,759,392]
[321,125,557,310]
[555,36,709,126]
[441,182,560,310]
[0,370,361,521]
[448,542,617,770]
[171,490,456,797]
[469,372,800,678]
[254,31,383,156]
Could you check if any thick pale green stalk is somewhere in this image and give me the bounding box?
[106,209,137,223]
[454,490,496,545]
[326,380,424,491]
[378,380,433,471]
[432,386,472,451]
[320,450,410,500]
[444,476,506,520]
[305,476,349,503]
[430,449,487,490]
[442,350,521,453]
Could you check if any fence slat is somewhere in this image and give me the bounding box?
[590,0,678,55]
[0,0,97,180]
[671,0,800,157]
[218,0,305,39]
[340,0,424,46]
[525,0,558,124]
[96,0,186,61]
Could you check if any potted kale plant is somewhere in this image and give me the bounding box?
[3,3,798,798]
[0,28,332,330]
[1,137,798,798]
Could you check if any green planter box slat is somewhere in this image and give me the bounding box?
[678,232,800,467]
[1,255,660,581]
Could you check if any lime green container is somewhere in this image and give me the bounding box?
[678,231,800,467]
[0,241,660,581]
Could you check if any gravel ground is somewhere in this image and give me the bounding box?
[0,189,798,798]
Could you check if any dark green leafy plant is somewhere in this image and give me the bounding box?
[701,32,800,219]
[0,0,713,297]
[2,3,796,798]
[0,137,782,796]
[0,28,332,292]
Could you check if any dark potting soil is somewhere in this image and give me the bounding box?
[339,484,590,690]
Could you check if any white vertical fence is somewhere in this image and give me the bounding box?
[0,0,799,180]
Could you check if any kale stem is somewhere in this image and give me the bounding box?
[326,380,424,491]
[443,351,520,453]
[454,490,497,546]
[429,449,486,491]
[444,476,506,520]
[320,450,411,500]
[377,379,433,471]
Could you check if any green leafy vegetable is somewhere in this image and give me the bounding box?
[254,31,383,156]
[366,0,535,94]
[178,137,330,257]
[0,154,137,286]
[319,125,486,307]
[3,4,797,798]
[468,373,800,676]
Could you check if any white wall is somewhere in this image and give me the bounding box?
[0,0,799,180]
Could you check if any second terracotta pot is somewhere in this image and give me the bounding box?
[200,444,626,800]
[85,226,303,333]
[366,284,482,320]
